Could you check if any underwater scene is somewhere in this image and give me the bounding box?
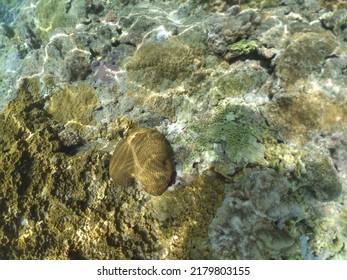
[0,0,347,260]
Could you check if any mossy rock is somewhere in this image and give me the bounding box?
[264,91,347,145]
[303,152,342,202]
[320,0,347,10]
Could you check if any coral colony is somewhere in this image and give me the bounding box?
[0,0,346,259]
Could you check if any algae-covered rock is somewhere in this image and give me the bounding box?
[302,151,342,202]
[320,0,347,10]
[209,168,302,259]
[264,141,306,177]
[125,35,206,118]
[204,6,261,56]
[36,0,88,41]
[210,61,268,104]
[264,91,347,145]
[275,31,337,90]
[190,103,267,169]
[226,39,257,59]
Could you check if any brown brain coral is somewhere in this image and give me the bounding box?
[109,127,175,196]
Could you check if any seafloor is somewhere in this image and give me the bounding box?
[0,0,347,260]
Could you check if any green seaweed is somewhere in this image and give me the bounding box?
[227,39,257,59]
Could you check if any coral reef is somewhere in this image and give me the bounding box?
[209,168,302,259]
[0,0,346,260]
[109,128,175,196]
[0,78,109,258]
[0,77,223,259]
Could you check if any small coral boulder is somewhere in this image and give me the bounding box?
[109,128,175,196]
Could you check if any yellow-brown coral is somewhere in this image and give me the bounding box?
[109,127,175,196]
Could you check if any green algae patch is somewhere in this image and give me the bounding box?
[194,103,267,167]
[227,39,257,59]
[183,101,310,180]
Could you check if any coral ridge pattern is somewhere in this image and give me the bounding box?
[109,128,174,196]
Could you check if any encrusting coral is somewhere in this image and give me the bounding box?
[109,127,175,196]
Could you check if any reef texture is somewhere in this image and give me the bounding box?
[109,127,175,196]
[0,0,347,260]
